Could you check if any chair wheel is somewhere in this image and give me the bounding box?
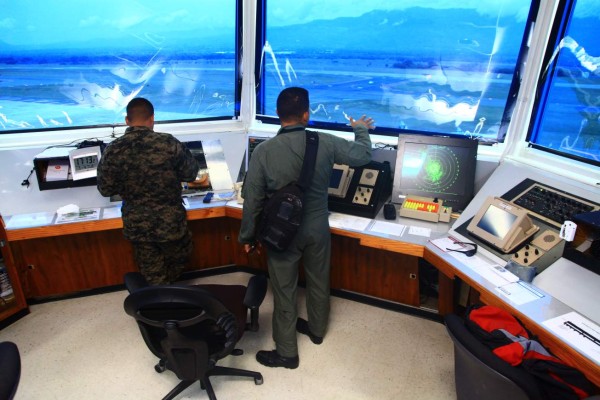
[255,377,264,385]
[155,361,166,373]
[231,349,244,356]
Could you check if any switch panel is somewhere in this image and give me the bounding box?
[352,186,373,205]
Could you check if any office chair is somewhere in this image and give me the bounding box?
[123,272,267,400]
[0,341,21,400]
[124,272,268,334]
[444,314,543,400]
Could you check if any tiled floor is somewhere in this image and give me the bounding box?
[0,272,456,399]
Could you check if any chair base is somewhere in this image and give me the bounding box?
[161,366,263,400]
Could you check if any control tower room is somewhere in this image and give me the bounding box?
[1,1,600,399]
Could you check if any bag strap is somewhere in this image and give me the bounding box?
[276,126,319,190]
[297,130,319,190]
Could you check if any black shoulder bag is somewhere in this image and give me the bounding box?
[257,130,319,252]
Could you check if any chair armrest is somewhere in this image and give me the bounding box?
[124,272,150,293]
[0,341,20,400]
[243,274,267,310]
[243,274,268,332]
[211,312,238,364]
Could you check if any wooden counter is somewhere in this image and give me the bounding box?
[2,203,599,388]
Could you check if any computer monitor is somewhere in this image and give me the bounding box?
[391,134,478,212]
[467,196,540,253]
[328,164,354,198]
[246,135,270,170]
[182,141,211,194]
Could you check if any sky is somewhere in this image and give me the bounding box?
[0,0,233,47]
[2,0,600,48]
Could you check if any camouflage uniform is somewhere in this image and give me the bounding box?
[239,124,372,358]
[97,126,200,284]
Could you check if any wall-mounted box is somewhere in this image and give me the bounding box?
[33,147,97,191]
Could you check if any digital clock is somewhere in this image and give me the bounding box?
[69,146,102,180]
[73,154,99,172]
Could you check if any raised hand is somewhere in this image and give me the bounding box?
[349,115,375,130]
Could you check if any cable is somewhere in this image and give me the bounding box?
[21,168,35,188]
[373,142,396,150]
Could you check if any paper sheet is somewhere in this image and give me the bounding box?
[543,312,600,365]
[328,213,372,232]
[101,206,121,220]
[5,213,55,229]
[55,208,101,224]
[369,221,406,237]
[447,252,519,287]
[430,236,467,252]
[495,281,544,305]
[408,226,431,237]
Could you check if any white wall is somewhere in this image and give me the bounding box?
[0,124,499,217]
[0,126,248,216]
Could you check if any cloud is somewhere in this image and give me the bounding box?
[79,14,146,30]
[155,10,190,25]
[574,2,600,18]
[113,15,148,30]
[79,16,103,28]
[0,18,15,29]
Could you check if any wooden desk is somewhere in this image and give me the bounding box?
[3,206,233,299]
[0,217,29,325]
[424,245,600,388]
[227,206,423,307]
[2,203,598,387]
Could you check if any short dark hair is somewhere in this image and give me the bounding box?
[276,87,309,121]
[126,97,154,121]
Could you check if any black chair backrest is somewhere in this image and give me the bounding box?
[445,314,543,400]
[0,341,21,400]
[124,285,238,381]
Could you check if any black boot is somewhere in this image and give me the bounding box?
[256,350,299,369]
[296,318,323,344]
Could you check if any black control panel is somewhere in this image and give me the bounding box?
[454,178,599,272]
[502,179,599,227]
[328,161,392,219]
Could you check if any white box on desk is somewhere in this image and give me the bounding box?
[45,160,70,181]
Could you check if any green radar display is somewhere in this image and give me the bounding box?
[417,146,460,192]
[392,134,478,212]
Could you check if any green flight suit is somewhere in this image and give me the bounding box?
[239,124,372,357]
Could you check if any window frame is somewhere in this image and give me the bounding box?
[524,0,600,168]
[502,0,598,186]
[254,0,541,145]
[0,0,244,136]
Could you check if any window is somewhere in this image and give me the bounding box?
[528,0,600,167]
[0,0,239,133]
[256,1,539,143]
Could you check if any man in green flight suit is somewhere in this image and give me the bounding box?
[239,87,373,368]
[97,97,200,285]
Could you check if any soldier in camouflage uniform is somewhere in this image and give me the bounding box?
[97,98,200,285]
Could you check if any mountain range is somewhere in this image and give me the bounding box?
[1,7,598,62]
